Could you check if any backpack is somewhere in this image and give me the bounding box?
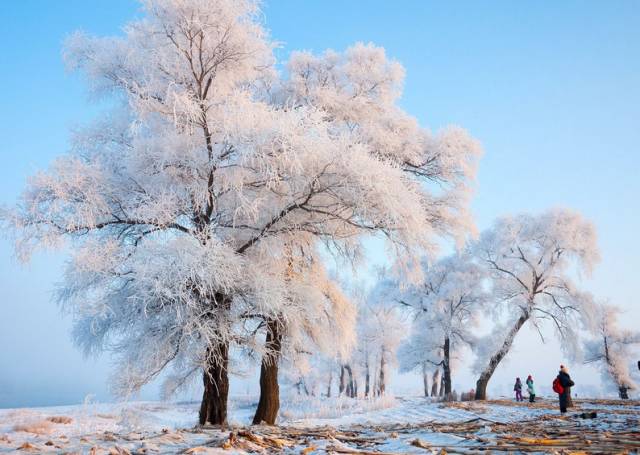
[552,377,564,394]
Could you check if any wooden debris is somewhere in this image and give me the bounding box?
[17,441,37,451]
[11,397,632,454]
[410,437,431,449]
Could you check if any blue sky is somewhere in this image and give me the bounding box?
[1,1,638,407]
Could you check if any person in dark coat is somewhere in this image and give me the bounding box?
[557,365,575,413]
[514,377,523,402]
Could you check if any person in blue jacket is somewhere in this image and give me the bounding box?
[526,375,536,403]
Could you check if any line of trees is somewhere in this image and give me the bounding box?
[342,209,608,403]
[295,209,637,402]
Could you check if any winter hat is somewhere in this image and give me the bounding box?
[527,375,532,380]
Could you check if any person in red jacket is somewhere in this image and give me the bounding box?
[556,365,575,413]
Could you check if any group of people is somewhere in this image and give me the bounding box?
[513,375,537,403]
[514,365,575,413]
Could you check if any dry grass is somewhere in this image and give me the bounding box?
[12,419,53,435]
[11,415,73,434]
[46,415,73,424]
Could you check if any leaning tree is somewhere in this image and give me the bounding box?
[3,0,481,425]
[584,303,640,399]
[471,209,599,400]
[397,254,487,399]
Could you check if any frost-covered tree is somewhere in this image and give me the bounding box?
[584,303,640,399]
[282,352,338,398]
[355,297,406,397]
[398,328,441,397]
[397,254,486,398]
[284,43,482,262]
[252,243,356,423]
[471,209,599,399]
[3,0,480,425]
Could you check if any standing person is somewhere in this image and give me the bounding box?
[514,377,523,402]
[554,365,575,413]
[526,375,536,403]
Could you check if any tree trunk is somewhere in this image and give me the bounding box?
[199,341,230,425]
[345,365,355,398]
[439,372,445,397]
[365,362,370,398]
[327,370,332,398]
[422,362,429,397]
[199,293,231,425]
[339,365,346,395]
[565,387,574,407]
[475,311,530,400]
[619,385,629,399]
[379,352,386,396]
[443,336,452,398]
[252,319,282,425]
[431,369,440,397]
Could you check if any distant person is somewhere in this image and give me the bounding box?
[526,375,536,403]
[553,364,575,413]
[514,377,523,402]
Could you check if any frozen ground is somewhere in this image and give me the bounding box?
[1,396,638,453]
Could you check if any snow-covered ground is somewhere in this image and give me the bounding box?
[1,396,638,453]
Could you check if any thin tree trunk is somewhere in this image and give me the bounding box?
[379,352,386,396]
[443,336,452,398]
[345,365,355,398]
[422,362,429,397]
[431,368,440,397]
[253,319,283,425]
[619,385,629,399]
[327,370,332,398]
[199,341,229,425]
[373,361,379,396]
[565,387,574,407]
[365,362,370,398]
[475,311,530,400]
[339,365,346,395]
[439,372,445,397]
